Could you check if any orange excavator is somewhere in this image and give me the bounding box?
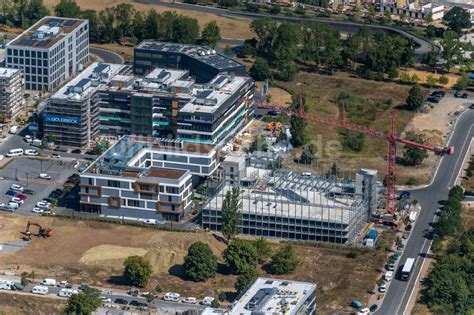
[22,221,53,240]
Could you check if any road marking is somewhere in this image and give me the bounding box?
[447,125,473,188]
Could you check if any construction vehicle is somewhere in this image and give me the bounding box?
[22,221,53,240]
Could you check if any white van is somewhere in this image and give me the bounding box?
[32,285,49,295]
[9,126,18,134]
[6,148,24,157]
[163,292,180,302]
[41,278,57,286]
[0,280,17,291]
[31,139,42,147]
[58,288,78,297]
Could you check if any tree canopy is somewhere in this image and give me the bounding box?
[402,132,428,166]
[221,187,242,243]
[443,7,472,34]
[250,58,272,81]
[235,267,259,294]
[405,84,424,111]
[184,242,218,282]
[268,244,298,275]
[223,239,258,274]
[64,287,102,315]
[54,0,81,18]
[123,256,153,288]
[202,21,221,48]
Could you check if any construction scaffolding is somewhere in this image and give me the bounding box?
[202,165,370,245]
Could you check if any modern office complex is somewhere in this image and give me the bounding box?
[134,42,246,82]
[80,136,218,221]
[97,65,254,145]
[6,16,89,91]
[43,63,129,147]
[0,67,24,118]
[229,277,316,315]
[45,59,253,148]
[202,156,378,244]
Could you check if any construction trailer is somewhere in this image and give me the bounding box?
[202,156,378,245]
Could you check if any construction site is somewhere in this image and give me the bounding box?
[203,155,378,244]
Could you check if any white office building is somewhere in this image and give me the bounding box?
[6,16,89,91]
[0,67,24,118]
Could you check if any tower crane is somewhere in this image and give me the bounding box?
[257,96,454,214]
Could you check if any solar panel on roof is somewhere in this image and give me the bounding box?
[76,78,90,88]
[64,20,76,26]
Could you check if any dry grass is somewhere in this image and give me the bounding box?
[0,292,67,315]
[91,43,134,60]
[43,0,254,39]
[0,212,385,313]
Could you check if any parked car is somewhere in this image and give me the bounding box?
[16,194,26,201]
[41,278,57,286]
[5,190,17,196]
[385,263,395,271]
[369,304,378,312]
[23,189,36,195]
[24,135,32,143]
[455,91,462,98]
[390,253,400,261]
[430,90,446,97]
[11,197,24,205]
[39,173,51,180]
[378,284,386,293]
[384,271,393,281]
[71,149,82,154]
[58,281,72,288]
[163,292,180,302]
[462,92,468,98]
[36,201,51,209]
[100,296,112,303]
[469,104,474,110]
[10,184,24,192]
[183,297,197,304]
[201,296,215,306]
[397,244,405,251]
[114,298,128,305]
[24,149,39,156]
[49,153,61,158]
[31,285,48,295]
[31,208,43,214]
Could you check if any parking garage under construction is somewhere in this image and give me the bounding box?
[202,156,378,244]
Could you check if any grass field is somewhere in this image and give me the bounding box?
[271,70,437,184]
[0,213,386,314]
[0,292,66,315]
[43,0,254,40]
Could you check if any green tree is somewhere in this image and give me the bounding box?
[455,74,472,90]
[289,116,306,147]
[438,75,449,85]
[173,15,199,44]
[278,62,298,81]
[144,9,160,39]
[326,162,340,178]
[250,58,271,81]
[184,242,218,282]
[426,75,438,88]
[221,187,242,243]
[234,267,258,293]
[132,11,145,41]
[54,0,81,18]
[114,3,135,39]
[250,18,278,59]
[64,287,102,315]
[252,237,272,263]
[441,30,462,72]
[425,50,439,71]
[223,239,258,274]
[403,132,428,166]
[202,21,221,48]
[81,10,99,43]
[123,256,153,288]
[24,0,50,26]
[341,130,364,152]
[268,244,298,275]
[443,6,472,34]
[249,135,268,153]
[405,84,424,111]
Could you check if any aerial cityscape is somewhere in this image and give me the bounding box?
[0,0,472,314]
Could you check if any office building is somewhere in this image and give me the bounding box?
[230,277,316,315]
[134,42,246,83]
[98,66,254,145]
[6,16,89,91]
[0,67,24,118]
[43,62,128,147]
[80,136,218,221]
[202,157,376,244]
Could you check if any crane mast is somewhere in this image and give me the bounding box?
[257,96,454,214]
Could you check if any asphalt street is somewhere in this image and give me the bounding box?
[1,277,205,313]
[136,0,433,58]
[377,104,474,314]
[90,47,124,64]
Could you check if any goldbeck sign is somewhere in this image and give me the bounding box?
[43,114,80,125]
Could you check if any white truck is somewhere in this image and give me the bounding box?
[9,126,18,134]
[409,211,417,223]
[41,278,57,286]
[58,288,78,297]
[0,280,17,291]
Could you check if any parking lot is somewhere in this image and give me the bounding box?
[0,157,79,215]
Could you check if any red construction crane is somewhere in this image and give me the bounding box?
[257,97,454,214]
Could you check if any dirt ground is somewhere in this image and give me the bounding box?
[43,0,254,40]
[0,213,386,313]
[404,68,459,88]
[0,292,66,315]
[91,43,134,60]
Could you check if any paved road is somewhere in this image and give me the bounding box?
[137,0,433,58]
[0,277,205,313]
[90,47,124,64]
[377,105,474,314]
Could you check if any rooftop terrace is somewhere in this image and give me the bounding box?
[8,16,84,49]
[0,67,21,78]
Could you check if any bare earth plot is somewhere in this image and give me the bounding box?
[43,0,254,40]
[0,292,66,315]
[0,212,386,313]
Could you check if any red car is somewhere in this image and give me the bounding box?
[16,194,27,201]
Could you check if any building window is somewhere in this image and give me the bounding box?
[107,180,121,188]
[127,199,140,207]
[166,186,179,194]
